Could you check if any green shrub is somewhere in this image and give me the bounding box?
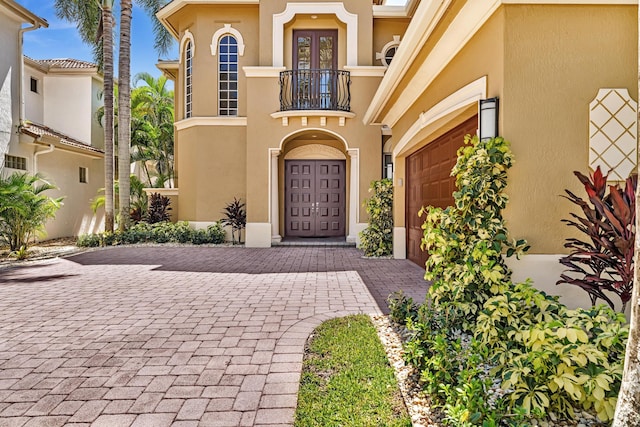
[77,233,101,247]
[0,173,63,251]
[359,178,393,257]
[390,135,628,426]
[171,221,194,243]
[76,221,226,247]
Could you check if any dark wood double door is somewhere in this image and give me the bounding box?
[285,160,346,237]
[406,116,478,266]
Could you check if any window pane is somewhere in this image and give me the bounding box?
[319,36,334,69]
[218,35,238,116]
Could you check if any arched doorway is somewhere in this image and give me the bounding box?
[276,130,353,241]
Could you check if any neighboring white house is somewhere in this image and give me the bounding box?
[0,0,105,240]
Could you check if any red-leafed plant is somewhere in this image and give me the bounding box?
[558,166,637,312]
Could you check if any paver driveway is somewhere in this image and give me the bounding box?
[0,246,427,426]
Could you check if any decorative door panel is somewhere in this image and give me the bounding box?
[286,159,345,237]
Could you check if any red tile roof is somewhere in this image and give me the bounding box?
[28,57,98,70]
[20,122,104,155]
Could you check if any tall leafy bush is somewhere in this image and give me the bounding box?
[557,166,636,312]
[0,173,62,251]
[392,135,627,425]
[359,178,393,257]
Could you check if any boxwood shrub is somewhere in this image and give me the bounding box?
[77,221,226,247]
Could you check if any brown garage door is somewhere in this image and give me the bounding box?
[406,116,478,267]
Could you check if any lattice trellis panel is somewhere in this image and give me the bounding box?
[589,88,637,181]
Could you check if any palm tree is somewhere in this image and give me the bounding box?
[118,0,133,231]
[131,72,174,187]
[57,0,172,231]
[119,0,172,229]
[55,0,116,233]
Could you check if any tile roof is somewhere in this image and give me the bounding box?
[30,58,98,70]
[20,122,104,156]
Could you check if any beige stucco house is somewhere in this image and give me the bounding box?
[0,0,105,240]
[157,0,637,308]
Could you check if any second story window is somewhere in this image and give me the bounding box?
[185,41,193,119]
[218,35,238,116]
[30,77,39,93]
[79,167,88,183]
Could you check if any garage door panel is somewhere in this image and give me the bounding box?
[406,116,478,267]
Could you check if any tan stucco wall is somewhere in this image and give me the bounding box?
[388,8,505,227]
[246,74,383,225]
[176,125,247,222]
[385,3,636,255]
[259,0,374,66]
[170,5,259,119]
[372,18,409,66]
[502,4,637,254]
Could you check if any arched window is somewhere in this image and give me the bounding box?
[185,41,193,119]
[218,35,238,116]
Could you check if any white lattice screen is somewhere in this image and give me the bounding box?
[589,88,637,181]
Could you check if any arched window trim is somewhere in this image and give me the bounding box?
[179,29,195,63]
[376,35,401,68]
[210,24,245,56]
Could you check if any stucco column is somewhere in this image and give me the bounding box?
[346,149,359,243]
[270,149,282,243]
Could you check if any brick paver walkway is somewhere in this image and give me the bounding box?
[0,247,427,426]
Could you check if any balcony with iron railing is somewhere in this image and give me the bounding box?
[279,69,351,112]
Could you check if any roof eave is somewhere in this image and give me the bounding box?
[156,60,179,80]
[0,0,48,27]
[157,0,260,40]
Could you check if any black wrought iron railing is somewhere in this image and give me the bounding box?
[279,69,351,112]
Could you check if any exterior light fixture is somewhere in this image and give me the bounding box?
[479,97,499,141]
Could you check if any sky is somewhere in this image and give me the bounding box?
[16,1,178,82]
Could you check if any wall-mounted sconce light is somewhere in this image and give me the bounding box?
[479,97,499,141]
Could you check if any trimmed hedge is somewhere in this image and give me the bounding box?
[77,221,226,247]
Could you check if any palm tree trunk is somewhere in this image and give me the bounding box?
[103,1,115,233]
[612,7,640,425]
[118,0,133,231]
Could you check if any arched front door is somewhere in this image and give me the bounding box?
[285,159,346,237]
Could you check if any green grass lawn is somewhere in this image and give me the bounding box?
[294,314,412,427]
